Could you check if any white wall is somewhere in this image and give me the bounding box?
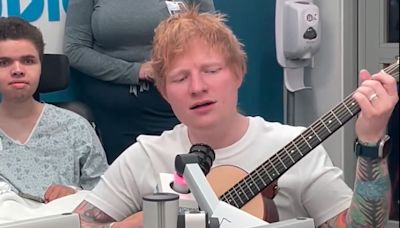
[290,0,358,186]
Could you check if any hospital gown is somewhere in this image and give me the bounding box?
[0,104,108,198]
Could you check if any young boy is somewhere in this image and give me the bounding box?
[0,17,108,203]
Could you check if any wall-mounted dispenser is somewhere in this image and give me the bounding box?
[283,1,320,60]
[276,0,321,125]
[276,0,321,92]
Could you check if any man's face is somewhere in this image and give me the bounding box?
[163,39,243,130]
[0,39,41,102]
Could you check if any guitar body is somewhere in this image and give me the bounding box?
[206,165,279,223]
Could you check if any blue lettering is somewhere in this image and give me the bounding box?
[62,0,69,12]
[48,0,60,21]
[8,0,44,22]
[49,0,69,21]
[1,0,68,22]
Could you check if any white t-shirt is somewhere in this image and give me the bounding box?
[85,116,352,226]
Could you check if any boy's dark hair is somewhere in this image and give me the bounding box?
[0,16,45,61]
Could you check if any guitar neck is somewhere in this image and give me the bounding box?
[220,60,399,209]
[220,94,359,208]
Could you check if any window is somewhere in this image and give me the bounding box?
[387,0,399,42]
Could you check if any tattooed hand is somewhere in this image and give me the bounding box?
[73,200,144,228]
[74,200,115,227]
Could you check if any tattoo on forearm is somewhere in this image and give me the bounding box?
[347,157,391,227]
[318,209,347,228]
[74,201,115,227]
[318,157,391,228]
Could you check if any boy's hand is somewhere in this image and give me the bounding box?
[44,184,77,203]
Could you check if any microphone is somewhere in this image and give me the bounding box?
[175,143,215,177]
[156,172,198,210]
[172,172,190,194]
[156,144,215,210]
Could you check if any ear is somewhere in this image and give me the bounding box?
[156,84,169,102]
[235,70,245,89]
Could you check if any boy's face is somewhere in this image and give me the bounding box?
[162,39,243,130]
[0,39,41,102]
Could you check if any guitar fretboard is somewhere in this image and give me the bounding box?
[220,60,399,209]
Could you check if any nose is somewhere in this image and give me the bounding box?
[11,61,24,78]
[189,73,208,95]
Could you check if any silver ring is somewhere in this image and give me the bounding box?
[368,93,378,102]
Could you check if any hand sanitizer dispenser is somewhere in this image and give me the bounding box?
[276,0,321,92]
[276,0,321,125]
[283,1,320,60]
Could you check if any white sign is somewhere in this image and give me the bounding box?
[0,0,68,54]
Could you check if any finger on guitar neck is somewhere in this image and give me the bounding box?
[359,63,399,96]
[371,72,399,97]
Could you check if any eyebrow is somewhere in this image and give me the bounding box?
[0,54,37,59]
[170,62,223,73]
[200,63,223,69]
[20,55,37,60]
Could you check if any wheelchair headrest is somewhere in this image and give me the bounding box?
[37,54,70,93]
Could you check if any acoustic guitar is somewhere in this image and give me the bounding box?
[206,59,399,222]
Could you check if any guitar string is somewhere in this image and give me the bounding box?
[227,91,396,206]
[240,62,400,198]
[225,94,358,206]
[225,91,381,206]
[223,89,388,206]
[223,63,398,204]
[248,63,400,193]
[221,63,399,207]
[221,94,357,206]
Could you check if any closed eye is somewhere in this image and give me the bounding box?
[171,73,189,83]
[203,66,223,75]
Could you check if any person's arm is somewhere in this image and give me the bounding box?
[43,184,77,203]
[74,200,114,227]
[318,156,391,228]
[319,70,398,227]
[64,0,139,84]
[77,118,109,190]
[74,200,144,228]
[43,113,108,202]
[74,141,154,227]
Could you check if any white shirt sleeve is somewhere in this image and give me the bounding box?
[273,145,352,226]
[298,146,352,226]
[84,143,156,221]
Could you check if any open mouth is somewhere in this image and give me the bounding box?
[190,101,216,110]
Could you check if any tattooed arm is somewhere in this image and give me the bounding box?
[317,62,399,227]
[318,157,391,228]
[74,200,144,228]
